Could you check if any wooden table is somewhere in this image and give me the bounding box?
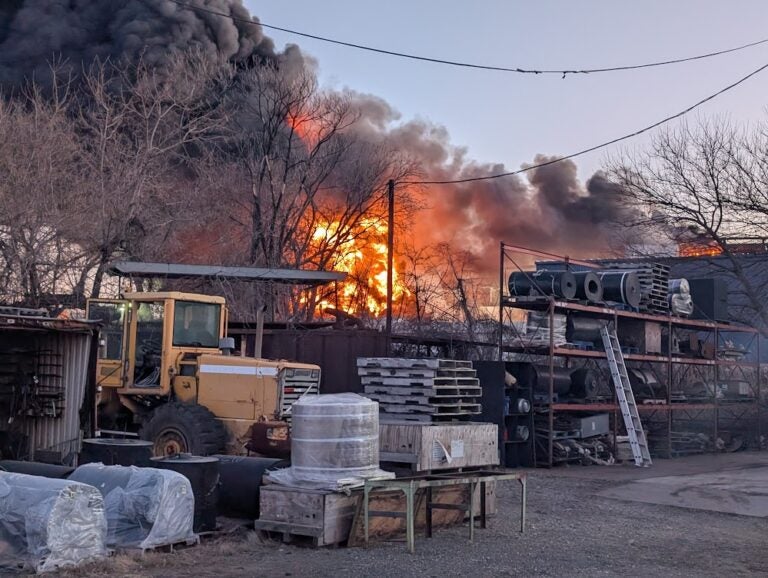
[363,469,527,553]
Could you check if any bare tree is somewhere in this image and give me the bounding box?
[0,78,85,306]
[608,118,768,331]
[68,51,228,299]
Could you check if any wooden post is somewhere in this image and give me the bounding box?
[386,179,395,347]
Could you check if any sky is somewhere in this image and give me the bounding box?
[245,0,768,180]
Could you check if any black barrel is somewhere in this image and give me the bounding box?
[597,271,641,308]
[212,455,285,519]
[566,317,609,343]
[80,438,154,467]
[0,460,74,479]
[509,363,573,395]
[508,271,578,300]
[573,271,603,303]
[151,454,219,532]
[569,368,599,398]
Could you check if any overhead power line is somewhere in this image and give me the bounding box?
[403,59,768,185]
[168,0,768,77]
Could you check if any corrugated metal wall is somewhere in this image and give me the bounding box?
[22,331,94,461]
[238,329,389,394]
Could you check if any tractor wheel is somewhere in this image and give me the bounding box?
[140,402,227,457]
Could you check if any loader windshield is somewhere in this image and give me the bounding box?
[173,301,221,348]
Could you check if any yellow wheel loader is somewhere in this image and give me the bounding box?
[86,292,320,456]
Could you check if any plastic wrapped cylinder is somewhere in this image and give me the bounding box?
[68,464,196,550]
[669,278,690,295]
[292,393,379,481]
[267,393,394,490]
[0,472,107,573]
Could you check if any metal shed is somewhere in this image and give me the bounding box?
[0,311,98,462]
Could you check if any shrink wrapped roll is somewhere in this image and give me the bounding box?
[0,472,107,573]
[68,464,196,550]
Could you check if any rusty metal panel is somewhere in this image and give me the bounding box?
[259,330,389,394]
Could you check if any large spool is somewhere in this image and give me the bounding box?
[69,463,196,549]
[291,393,380,482]
[509,364,573,396]
[597,271,641,308]
[573,271,603,302]
[566,317,609,343]
[569,368,599,399]
[508,271,578,300]
[80,438,154,467]
[211,455,285,519]
[0,472,107,573]
[151,454,219,533]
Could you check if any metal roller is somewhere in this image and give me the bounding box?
[508,271,578,300]
[597,271,641,308]
[573,271,603,303]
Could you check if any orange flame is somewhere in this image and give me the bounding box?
[678,242,723,257]
[309,217,409,317]
[286,111,320,148]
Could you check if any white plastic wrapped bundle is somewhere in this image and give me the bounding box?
[268,393,393,490]
[68,464,196,550]
[0,472,107,573]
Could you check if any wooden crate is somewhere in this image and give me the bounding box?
[255,485,360,547]
[379,422,499,472]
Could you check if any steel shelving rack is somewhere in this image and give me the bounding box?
[497,242,761,467]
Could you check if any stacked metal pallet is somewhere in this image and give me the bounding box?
[602,262,670,314]
[357,358,482,423]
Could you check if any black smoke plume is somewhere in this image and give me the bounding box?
[0,0,307,87]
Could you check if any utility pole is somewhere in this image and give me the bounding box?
[386,179,395,345]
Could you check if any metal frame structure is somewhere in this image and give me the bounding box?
[363,470,526,554]
[497,242,761,467]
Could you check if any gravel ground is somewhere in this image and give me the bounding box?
[60,466,768,578]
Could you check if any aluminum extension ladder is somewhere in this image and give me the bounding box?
[600,325,652,467]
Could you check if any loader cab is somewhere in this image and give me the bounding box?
[86,292,227,394]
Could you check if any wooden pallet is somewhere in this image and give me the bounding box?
[361,377,480,388]
[357,357,473,370]
[364,385,482,397]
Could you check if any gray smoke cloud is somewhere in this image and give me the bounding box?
[0,0,303,87]
[338,92,632,271]
[0,1,631,272]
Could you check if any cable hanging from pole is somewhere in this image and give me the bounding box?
[167,0,768,77]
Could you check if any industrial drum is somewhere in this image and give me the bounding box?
[151,454,220,533]
[80,438,154,467]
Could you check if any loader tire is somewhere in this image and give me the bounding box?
[140,402,227,457]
